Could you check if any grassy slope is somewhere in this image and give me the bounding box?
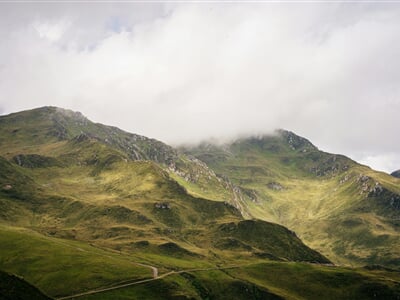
[0,108,336,298]
[0,106,176,164]
[226,262,400,300]
[0,156,333,298]
[1,107,400,299]
[76,262,400,300]
[0,107,328,264]
[0,151,327,263]
[0,106,247,215]
[0,225,151,298]
[182,131,400,267]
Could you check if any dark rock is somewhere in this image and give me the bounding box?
[267,182,284,191]
[154,202,171,210]
[391,170,400,178]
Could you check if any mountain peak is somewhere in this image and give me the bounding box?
[4,106,86,120]
[275,129,318,151]
[226,129,318,154]
[49,106,87,121]
[0,106,177,165]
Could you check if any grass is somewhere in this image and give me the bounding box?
[225,262,400,300]
[66,262,400,300]
[0,225,151,298]
[78,274,200,300]
[2,107,400,299]
[182,133,400,268]
[1,143,334,298]
[0,150,343,298]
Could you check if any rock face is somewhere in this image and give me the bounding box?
[391,170,400,178]
[278,129,317,151]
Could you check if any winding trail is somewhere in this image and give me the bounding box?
[56,265,240,300]
[135,263,158,278]
[44,233,241,300]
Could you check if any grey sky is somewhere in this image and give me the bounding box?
[0,3,399,173]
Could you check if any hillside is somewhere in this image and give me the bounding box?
[0,107,400,299]
[182,131,400,268]
[0,107,327,262]
[0,107,330,298]
[0,106,245,212]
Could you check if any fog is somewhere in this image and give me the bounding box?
[0,3,399,172]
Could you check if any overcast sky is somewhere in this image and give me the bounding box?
[0,2,399,173]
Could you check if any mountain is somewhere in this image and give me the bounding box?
[392,170,400,178]
[0,106,247,213]
[0,107,400,299]
[182,131,400,268]
[0,106,178,163]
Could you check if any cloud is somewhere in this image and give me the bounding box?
[0,3,399,172]
[33,19,71,42]
[359,153,400,175]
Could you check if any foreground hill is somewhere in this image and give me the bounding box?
[0,107,399,299]
[0,269,51,300]
[182,131,400,267]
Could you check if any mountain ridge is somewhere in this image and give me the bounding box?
[181,128,400,267]
[1,106,400,299]
[0,107,329,265]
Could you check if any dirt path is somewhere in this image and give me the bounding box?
[56,265,240,300]
[135,263,158,278]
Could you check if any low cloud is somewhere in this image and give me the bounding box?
[359,153,400,175]
[0,3,399,172]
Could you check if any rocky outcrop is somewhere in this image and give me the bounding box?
[391,170,400,178]
[278,129,317,151]
[267,182,284,191]
[154,202,171,210]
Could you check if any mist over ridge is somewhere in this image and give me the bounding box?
[1,3,399,172]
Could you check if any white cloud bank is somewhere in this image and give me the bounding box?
[0,3,399,173]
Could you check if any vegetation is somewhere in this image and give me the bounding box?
[0,225,151,298]
[182,132,400,267]
[1,107,400,299]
